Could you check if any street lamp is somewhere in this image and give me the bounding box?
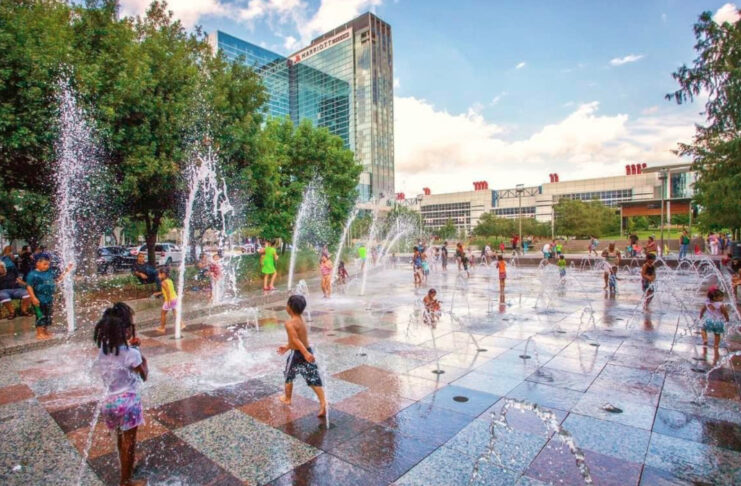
[516,184,524,254]
[658,169,668,256]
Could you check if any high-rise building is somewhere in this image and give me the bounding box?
[208,12,394,201]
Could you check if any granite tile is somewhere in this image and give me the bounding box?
[150,392,232,429]
[653,407,741,452]
[240,393,318,427]
[445,418,546,473]
[207,379,282,408]
[329,424,438,483]
[383,402,474,445]
[644,431,741,484]
[267,452,386,486]
[506,381,584,411]
[394,445,519,486]
[87,431,240,486]
[419,385,499,418]
[0,383,34,406]
[279,409,374,452]
[66,410,169,459]
[562,413,651,463]
[0,400,102,485]
[176,409,320,484]
[525,439,642,486]
[452,370,524,397]
[334,390,414,423]
[571,390,657,430]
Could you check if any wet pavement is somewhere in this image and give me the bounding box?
[1,258,740,485]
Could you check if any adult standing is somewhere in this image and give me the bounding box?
[679,230,690,260]
[1,246,17,275]
[601,243,621,289]
[708,232,719,255]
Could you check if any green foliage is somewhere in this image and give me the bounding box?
[0,187,52,247]
[473,213,550,238]
[667,10,741,232]
[252,117,360,244]
[436,219,458,240]
[0,0,360,260]
[553,199,619,238]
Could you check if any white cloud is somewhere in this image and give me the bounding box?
[119,0,230,27]
[393,77,400,89]
[642,106,659,115]
[394,97,698,195]
[515,61,526,70]
[296,0,382,43]
[490,91,507,106]
[609,54,644,66]
[283,35,300,50]
[713,3,740,24]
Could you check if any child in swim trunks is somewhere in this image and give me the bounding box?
[641,254,657,309]
[93,302,148,486]
[700,287,730,350]
[277,295,327,417]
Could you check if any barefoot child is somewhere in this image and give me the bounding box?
[337,260,349,285]
[423,288,441,325]
[320,254,333,298]
[641,254,657,309]
[25,255,73,339]
[260,240,278,291]
[608,266,619,295]
[93,303,148,486]
[156,267,179,333]
[557,254,567,279]
[699,287,730,350]
[277,295,327,417]
[497,254,507,292]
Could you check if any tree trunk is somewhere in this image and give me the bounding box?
[143,211,162,266]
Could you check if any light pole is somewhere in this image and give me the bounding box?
[516,184,524,254]
[659,169,668,256]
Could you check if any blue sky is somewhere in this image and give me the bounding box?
[121,0,736,194]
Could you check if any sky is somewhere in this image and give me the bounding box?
[119,0,739,196]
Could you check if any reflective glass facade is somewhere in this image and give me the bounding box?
[208,13,395,201]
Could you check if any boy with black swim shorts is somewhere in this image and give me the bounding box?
[277,295,327,417]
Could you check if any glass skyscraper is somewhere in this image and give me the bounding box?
[208,12,394,201]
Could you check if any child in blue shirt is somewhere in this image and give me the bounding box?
[25,255,73,339]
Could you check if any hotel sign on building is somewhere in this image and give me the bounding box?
[291,28,353,63]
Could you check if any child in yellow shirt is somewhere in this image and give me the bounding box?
[156,267,182,333]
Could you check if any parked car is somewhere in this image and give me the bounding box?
[97,247,136,274]
[136,243,183,266]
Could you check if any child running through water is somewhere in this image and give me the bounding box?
[641,254,657,309]
[558,254,567,279]
[156,267,180,333]
[93,302,148,486]
[497,255,507,292]
[608,266,619,295]
[260,240,278,291]
[700,287,730,350]
[25,255,74,340]
[320,254,333,298]
[277,295,327,417]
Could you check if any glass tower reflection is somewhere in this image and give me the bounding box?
[208,12,394,201]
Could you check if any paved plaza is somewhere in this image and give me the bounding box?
[1,262,740,485]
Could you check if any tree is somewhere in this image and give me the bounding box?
[667,9,741,233]
[553,199,619,238]
[436,219,458,240]
[0,188,52,248]
[473,213,515,238]
[251,117,361,245]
